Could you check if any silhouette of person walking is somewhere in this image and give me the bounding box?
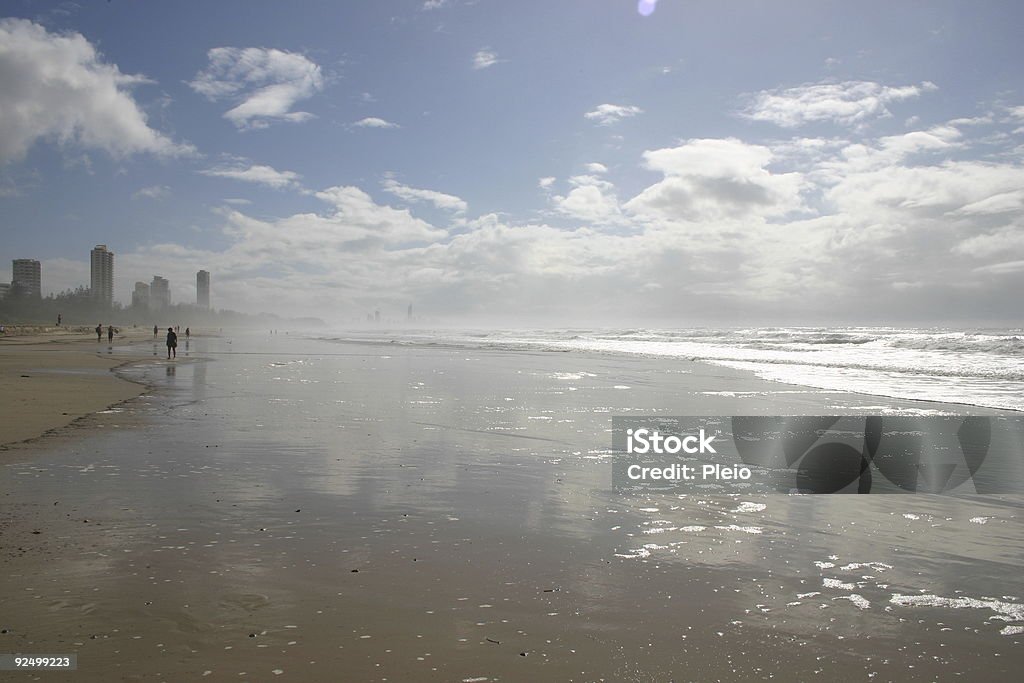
[96,324,102,341]
[153,325,158,338]
[166,327,177,359]
[108,325,114,343]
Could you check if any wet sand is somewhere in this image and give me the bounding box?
[0,333,1021,681]
[0,329,152,447]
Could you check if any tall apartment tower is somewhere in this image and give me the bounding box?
[12,259,41,298]
[132,281,150,309]
[90,245,114,306]
[149,276,170,310]
[196,270,210,309]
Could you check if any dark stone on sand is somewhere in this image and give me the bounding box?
[351,569,359,573]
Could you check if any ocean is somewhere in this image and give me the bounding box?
[319,326,1024,411]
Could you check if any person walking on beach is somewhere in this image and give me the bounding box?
[108,325,114,343]
[57,314,61,326]
[185,327,190,339]
[166,327,178,359]
[96,323,102,341]
[153,324,158,338]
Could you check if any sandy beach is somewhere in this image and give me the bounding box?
[0,332,1022,681]
[0,328,151,447]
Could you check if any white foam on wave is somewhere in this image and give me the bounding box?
[835,594,870,609]
[715,525,763,534]
[890,593,1024,625]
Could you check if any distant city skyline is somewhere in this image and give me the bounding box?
[2,2,1023,324]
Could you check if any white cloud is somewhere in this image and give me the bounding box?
[422,0,449,9]
[953,225,1024,259]
[472,49,499,70]
[742,80,938,128]
[625,138,806,222]
[584,162,608,174]
[584,103,643,126]
[0,18,192,164]
[189,47,323,129]
[353,117,400,129]
[199,164,302,189]
[47,102,1024,322]
[132,185,170,200]
[552,174,622,224]
[383,178,467,213]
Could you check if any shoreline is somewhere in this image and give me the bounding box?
[4,328,1016,453]
[0,328,172,449]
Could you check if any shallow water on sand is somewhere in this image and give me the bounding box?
[1,333,1022,681]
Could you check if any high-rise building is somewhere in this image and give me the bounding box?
[90,245,114,306]
[0,283,10,300]
[196,270,210,309]
[149,276,170,310]
[12,259,41,298]
[132,281,150,309]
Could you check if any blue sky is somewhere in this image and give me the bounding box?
[1,0,1023,324]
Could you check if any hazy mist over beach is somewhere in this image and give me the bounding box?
[1,1,1023,325]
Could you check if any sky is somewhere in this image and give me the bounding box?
[1,0,1023,326]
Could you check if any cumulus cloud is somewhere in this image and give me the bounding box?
[584,103,643,126]
[472,49,499,70]
[383,178,467,213]
[552,175,623,224]
[0,18,192,164]
[422,0,449,9]
[189,47,323,129]
[625,138,806,221]
[353,117,400,129]
[58,100,1024,322]
[199,164,302,189]
[742,80,938,128]
[584,162,608,174]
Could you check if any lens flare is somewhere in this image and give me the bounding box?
[638,0,659,17]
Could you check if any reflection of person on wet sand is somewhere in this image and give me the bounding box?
[166,327,177,359]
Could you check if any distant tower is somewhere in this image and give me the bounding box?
[196,270,210,309]
[374,309,380,323]
[407,303,412,320]
[90,245,114,306]
[11,259,41,298]
[132,281,150,309]
[149,275,170,310]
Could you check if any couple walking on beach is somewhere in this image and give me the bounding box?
[96,324,114,342]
